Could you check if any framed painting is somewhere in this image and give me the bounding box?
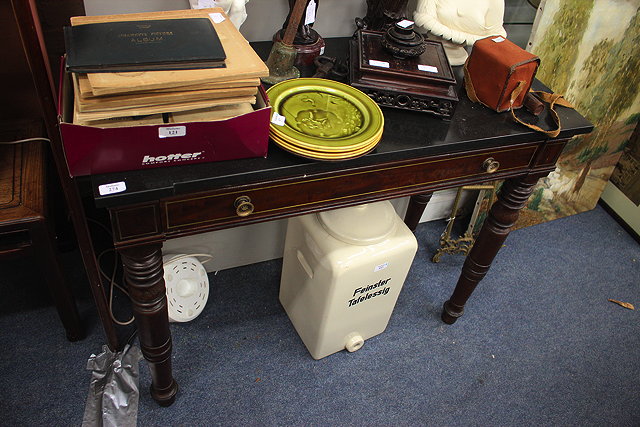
[514,0,640,228]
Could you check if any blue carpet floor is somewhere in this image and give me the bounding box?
[0,204,638,425]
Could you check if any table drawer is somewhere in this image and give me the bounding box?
[163,145,538,231]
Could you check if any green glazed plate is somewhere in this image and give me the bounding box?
[266,78,384,151]
[270,131,380,161]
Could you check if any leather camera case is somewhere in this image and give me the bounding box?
[464,36,540,112]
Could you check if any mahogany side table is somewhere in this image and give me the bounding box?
[90,38,592,406]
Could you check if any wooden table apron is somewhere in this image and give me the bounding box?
[90,38,593,406]
[107,137,569,407]
[111,140,565,244]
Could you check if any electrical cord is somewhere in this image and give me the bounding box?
[87,218,135,326]
[97,248,135,326]
[0,137,51,145]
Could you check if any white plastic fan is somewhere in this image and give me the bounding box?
[162,254,210,322]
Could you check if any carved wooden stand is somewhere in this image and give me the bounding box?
[360,0,410,31]
[349,31,458,118]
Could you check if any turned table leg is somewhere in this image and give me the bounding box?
[441,174,544,324]
[119,243,178,406]
[404,193,433,231]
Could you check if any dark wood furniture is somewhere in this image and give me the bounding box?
[12,0,121,349]
[86,38,593,406]
[10,11,592,406]
[0,122,83,341]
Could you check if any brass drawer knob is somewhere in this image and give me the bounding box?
[482,157,500,173]
[234,196,254,217]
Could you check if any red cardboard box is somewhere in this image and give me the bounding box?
[57,70,270,177]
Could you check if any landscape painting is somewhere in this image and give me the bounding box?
[514,0,640,228]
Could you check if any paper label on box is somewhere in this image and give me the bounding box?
[158,126,187,138]
[305,0,316,25]
[98,181,126,196]
[271,112,286,126]
[492,36,505,43]
[209,12,225,23]
[418,64,438,73]
[397,19,413,28]
[369,60,390,68]
[374,262,389,272]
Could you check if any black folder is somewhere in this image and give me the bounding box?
[64,17,226,73]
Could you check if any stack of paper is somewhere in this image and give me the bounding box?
[68,8,268,127]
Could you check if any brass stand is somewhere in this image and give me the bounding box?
[432,183,497,263]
